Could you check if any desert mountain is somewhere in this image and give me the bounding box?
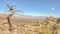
[0,14,46,24]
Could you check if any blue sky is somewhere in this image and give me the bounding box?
[0,0,60,17]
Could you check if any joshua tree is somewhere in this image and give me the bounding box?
[7,4,15,31]
[6,4,22,31]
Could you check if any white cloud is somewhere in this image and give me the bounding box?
[51,8,55,10]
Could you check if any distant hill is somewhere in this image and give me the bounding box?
[0,14,46,24]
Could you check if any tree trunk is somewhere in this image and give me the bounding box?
[7,15,13,31]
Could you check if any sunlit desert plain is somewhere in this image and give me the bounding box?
[0,14,60,34]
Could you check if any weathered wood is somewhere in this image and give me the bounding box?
[7,14,13,31]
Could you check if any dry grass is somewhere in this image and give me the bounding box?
[0,22,60,34]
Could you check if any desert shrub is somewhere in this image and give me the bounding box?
[57,18,60,24]
[31,22,40,26]
[19,24,25,27]
[40,24,52,34]
[50,24,60,34]
[25,32,31,34]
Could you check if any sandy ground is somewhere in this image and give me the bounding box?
[0,22,42,34]
[0,22,60,34]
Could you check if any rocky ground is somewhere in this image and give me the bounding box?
[0,21,49,34]
[0,22,60,34]
[0,22,42,34]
